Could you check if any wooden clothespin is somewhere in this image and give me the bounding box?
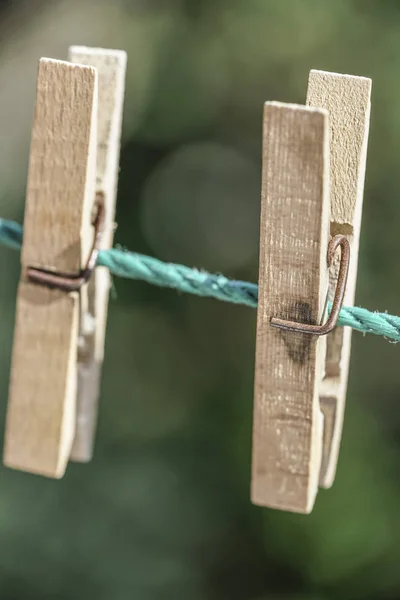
[68,47,126,463]
[252,70,371,513]
[3,46,126,478]
[307,71,371,488]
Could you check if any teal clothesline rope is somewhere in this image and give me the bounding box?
[0,217,399,342]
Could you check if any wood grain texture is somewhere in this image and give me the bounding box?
[252,102,330,514]
[68,47,127,462]
[4,58,98,477]
[307,70,371,488]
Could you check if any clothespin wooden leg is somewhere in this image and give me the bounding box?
[252,102,330,514]
[68,47,127,463]
[306,70,371,488]
[4,59,98,477]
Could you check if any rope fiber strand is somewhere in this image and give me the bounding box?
[1,217,399,342]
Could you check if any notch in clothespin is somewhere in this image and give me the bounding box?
[3,46,126,478]
[251,70,371,513]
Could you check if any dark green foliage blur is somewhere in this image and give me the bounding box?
[0,0,400,598]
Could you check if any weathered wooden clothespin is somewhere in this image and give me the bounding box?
[307,71,371,488]
[252,70,371,513]
[68,47,126,463]
[3,46,126,478]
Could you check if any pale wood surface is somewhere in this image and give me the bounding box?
[68,47,127,462]
[307,70,371,488]
[4,58,98,477]
[252,102,330,513]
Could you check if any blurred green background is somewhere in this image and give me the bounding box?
[0,0,399,598]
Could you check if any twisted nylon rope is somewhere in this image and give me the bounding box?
[1,218,399,342]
